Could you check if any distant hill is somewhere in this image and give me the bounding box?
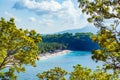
[42,32,100,51]
[56,25,98,34]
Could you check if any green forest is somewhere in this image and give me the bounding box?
[38,33,99,53]
[0,0,120,80]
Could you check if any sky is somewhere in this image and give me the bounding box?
[0,0,89,34]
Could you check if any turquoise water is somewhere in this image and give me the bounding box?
[17,51,102,80]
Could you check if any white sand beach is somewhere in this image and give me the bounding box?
[39,50,71,60]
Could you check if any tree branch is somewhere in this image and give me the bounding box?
[0,56,8,69]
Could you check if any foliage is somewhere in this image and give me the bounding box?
[69,64,92,80]
[42,32,99,51]
[91,29,120,70]
[78,0,120,22]
[78,0,120,71]
[38,42,66,53]
[0,18,41,80]
[37,67,67,80]
[37,64,120,80]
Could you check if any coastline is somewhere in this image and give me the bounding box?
[39,50,71,60]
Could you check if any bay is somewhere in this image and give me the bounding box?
[17,51,102,80]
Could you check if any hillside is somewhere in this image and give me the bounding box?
[56,25,98,34]
[40,32,99,51]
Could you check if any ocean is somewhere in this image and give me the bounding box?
[17,51,102,80]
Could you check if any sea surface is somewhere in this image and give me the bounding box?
[17,51,102,80]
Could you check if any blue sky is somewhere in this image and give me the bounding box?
[0,0,89,34]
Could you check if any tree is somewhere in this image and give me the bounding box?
[78,0,120,71]
[0,18,41,80]
[69,64,116,80]
[37,64,119,80]
[42,32,99,51]
[37,67,67,80]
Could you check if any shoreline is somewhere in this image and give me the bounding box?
[39,50,71,60]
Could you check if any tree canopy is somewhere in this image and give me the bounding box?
[78,0,120,71]
[42,32,99,51]
[0,18,41,80]
[37,64,119,80]
[38,42,66,53]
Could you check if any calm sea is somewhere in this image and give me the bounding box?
[17,51,102,80]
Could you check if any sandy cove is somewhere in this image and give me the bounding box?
[39,50,71,60]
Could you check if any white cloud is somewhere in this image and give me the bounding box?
[14,0,62,13]
[29,17,36,22]
[4,11,21,22]
[13,0,89,33]
[39,19,54,26]
[13,0,81,18]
